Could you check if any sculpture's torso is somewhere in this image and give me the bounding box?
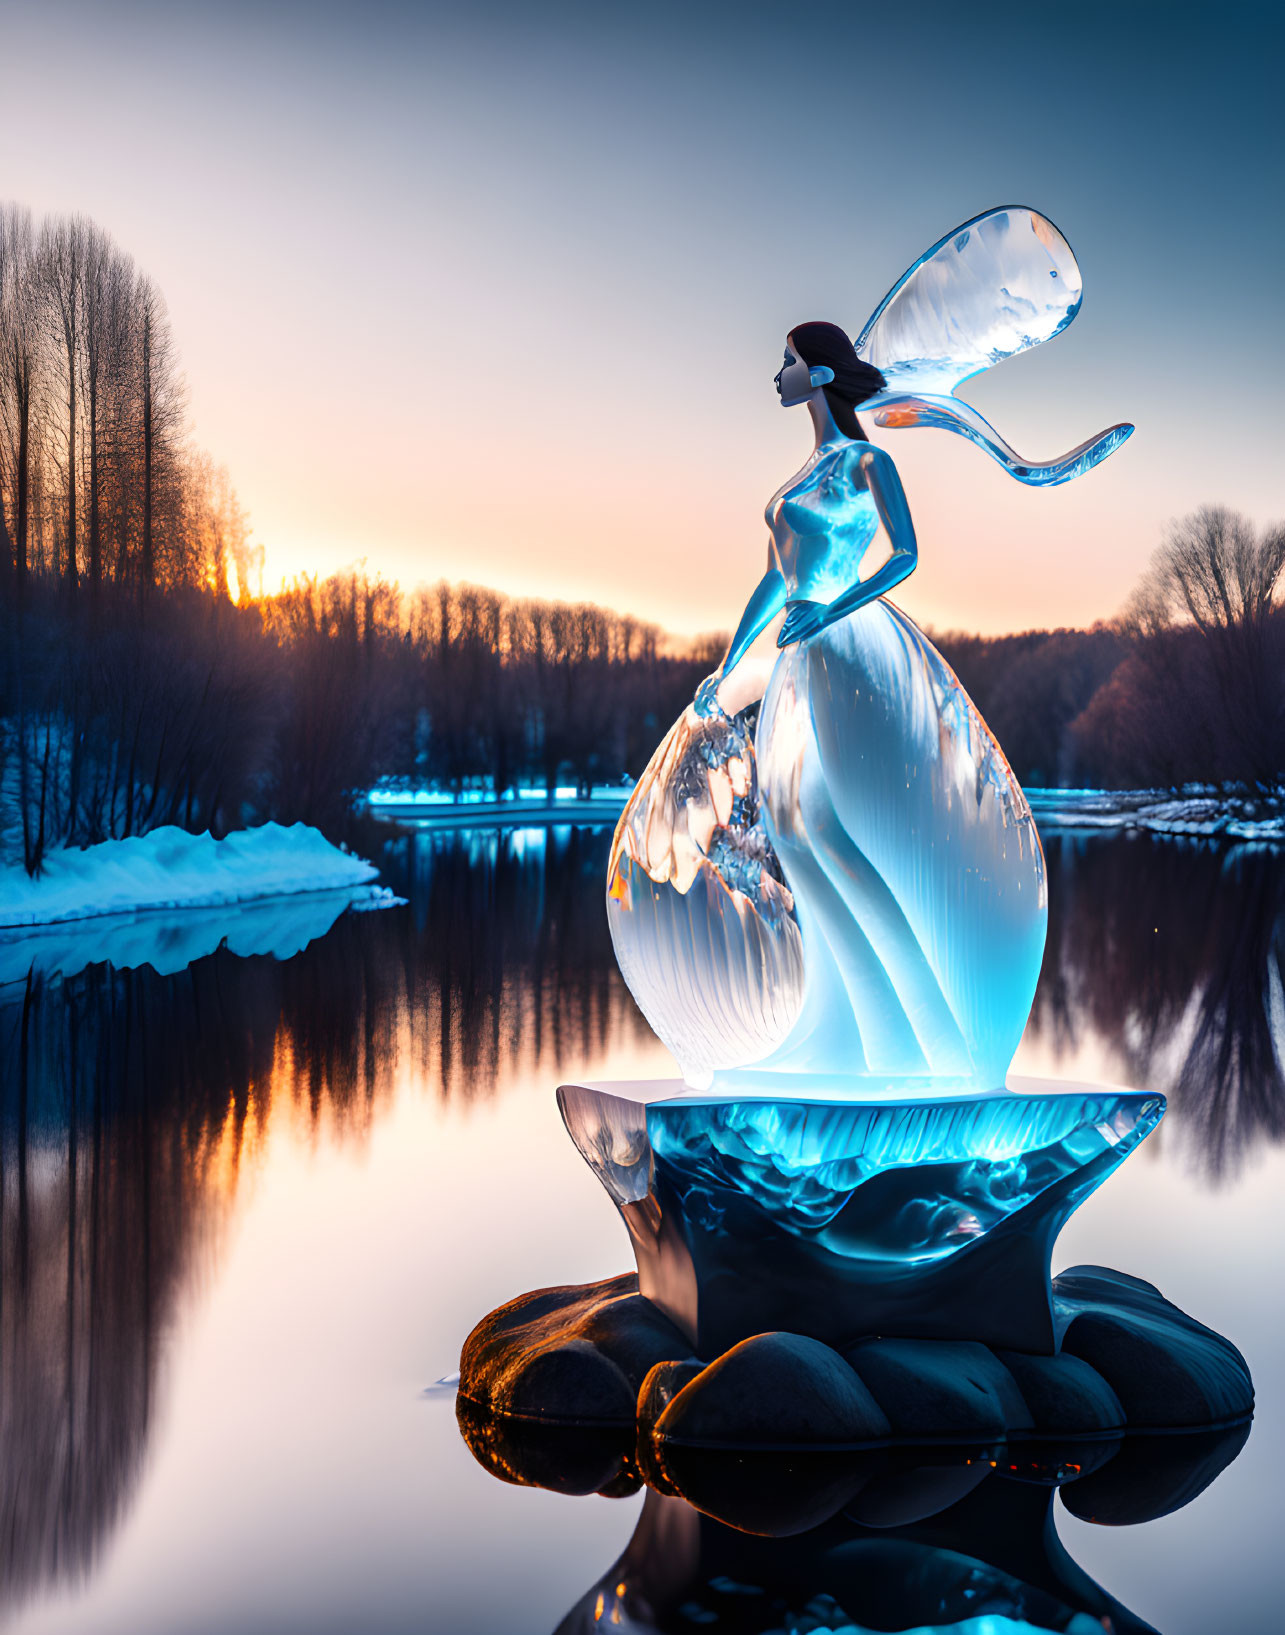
[766,440,881,607]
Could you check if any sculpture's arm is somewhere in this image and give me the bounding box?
[777,447,918,647]
[694,564,787,716]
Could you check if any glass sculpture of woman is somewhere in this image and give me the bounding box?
[607,207,1133,1092]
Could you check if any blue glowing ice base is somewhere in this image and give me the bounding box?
[558,1080,1164,1358]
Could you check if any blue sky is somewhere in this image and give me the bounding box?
[3,0,1281,633]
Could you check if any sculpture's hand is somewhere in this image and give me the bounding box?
[693,672,725,719]
[777,600,826,648]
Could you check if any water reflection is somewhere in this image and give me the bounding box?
[461,1349,1251,1632]
[0,825,646,1618]
[386,825,647,1097]
[0,823,1281,1624]
[553,1460,1251,1635]
[1032,835,1285,1179]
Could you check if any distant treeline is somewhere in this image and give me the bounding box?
[3,508,1283,876]
[0,205,713,872]
[3,212,1283,874]
[0,575,714,872]
[938,506,1285,793]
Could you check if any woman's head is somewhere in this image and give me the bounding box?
[776,321,887,440]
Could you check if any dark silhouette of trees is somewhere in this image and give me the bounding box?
[0,568,714,873]
[0,206,198,604]
[1031,833,1285,1181]
[259,573,406,829]
[1070,508,1285,790]
[0,206,717,872]
[936,625,1127,788]
[935,508,1285,796]
[37,215,87,591]
[0,208,39,596]
[396,582,709,801]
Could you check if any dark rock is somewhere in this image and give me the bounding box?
[1061,1315,1211,1426]
[460,1265,1252,1448]
[596,1462,646,1499]
[637,1357,704,1433]
[455,1397,629,1495]
[579,1294,695,1389]
[1059,1421,1253,1525]
[846,1338,1032,1439]
[505,1339,635,1424]
[995,1349,1125,1435]
[657,1447,871,1535]
[1056,1265,1254,1428]
[459,1272,688,1425]
[846,1459,990,1527]
[992,1436,1122,1485]
[656,1332,891,1449]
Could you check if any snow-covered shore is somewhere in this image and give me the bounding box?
[1025,788,1285,842]
[0,822,382,929]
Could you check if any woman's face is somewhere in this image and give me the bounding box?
[775,339,818,408]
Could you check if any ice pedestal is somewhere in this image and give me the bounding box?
[557,1079,1164,1357]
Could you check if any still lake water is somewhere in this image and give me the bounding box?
[1,823,1283,1633]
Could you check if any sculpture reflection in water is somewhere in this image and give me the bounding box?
[555,1466,1236,1635]
[456,1386,1251,1635]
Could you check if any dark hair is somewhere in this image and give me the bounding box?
[789,320,886,441]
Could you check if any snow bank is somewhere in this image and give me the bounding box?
[0,823,381,929]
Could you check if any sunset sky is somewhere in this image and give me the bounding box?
[3,0,1281,637]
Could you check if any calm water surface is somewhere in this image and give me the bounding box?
[1,825,1283,1633]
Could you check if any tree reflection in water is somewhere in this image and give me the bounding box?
[1032,833,1285,1180]
[0,823,1282,1615]
[0,825,647,1616]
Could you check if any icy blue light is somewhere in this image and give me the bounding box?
[559,1081,1165,1356]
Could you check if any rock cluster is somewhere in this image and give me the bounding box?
[457,1265,1254,1535]
[459,1264,1253,1448]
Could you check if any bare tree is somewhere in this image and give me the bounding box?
[1126,506,1285,787]
[0,205,39,593]
[1144,505,1285,639]
[189,453,252,599]
[81,223,126,603]
[134,274,184,600]
[36,214,93,591]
